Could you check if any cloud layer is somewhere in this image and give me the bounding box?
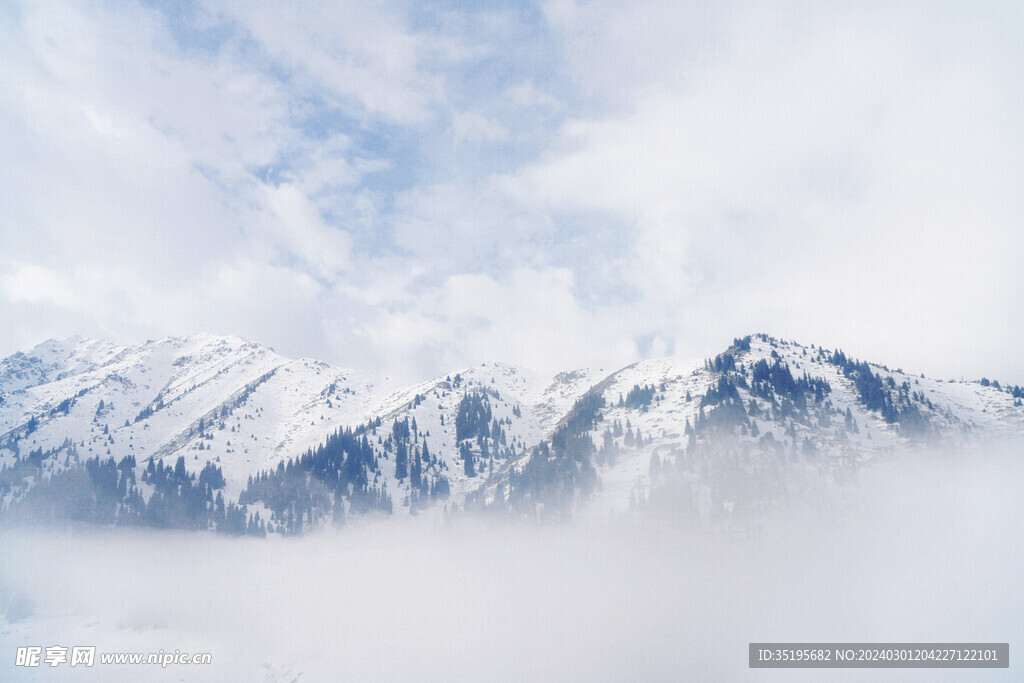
[1,0,1021,384]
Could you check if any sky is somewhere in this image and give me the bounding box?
[1,0,1022,385]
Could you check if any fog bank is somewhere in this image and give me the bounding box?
[1,447,1022,681]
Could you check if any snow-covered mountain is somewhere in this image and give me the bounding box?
[1,333,1022,533]
[491,334,1024,524]
[0,334,376,497]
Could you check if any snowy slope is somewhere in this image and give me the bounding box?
[0,337,604,523]
[0,335,378,500]
[555,334,1024,518]
[2,332,1022,529]
[336,361,603,515]
[0,336,123,395]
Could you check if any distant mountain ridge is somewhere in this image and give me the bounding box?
[1,333,1022,534]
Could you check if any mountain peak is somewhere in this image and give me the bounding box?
[2,331,1022,534]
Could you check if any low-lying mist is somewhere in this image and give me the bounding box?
[1,445,1022,681]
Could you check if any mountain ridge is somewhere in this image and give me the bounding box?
[2,332,1022,534]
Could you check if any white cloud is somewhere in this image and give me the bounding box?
[261,183,352,280]
[452,111,510,144]
[0,0,395,367]
[203,0,445,124]
[1,264,85,309]
[1,0,1022,387]
[515,1,1024,382]
[504,82,562,111]
[353,267,637,381]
